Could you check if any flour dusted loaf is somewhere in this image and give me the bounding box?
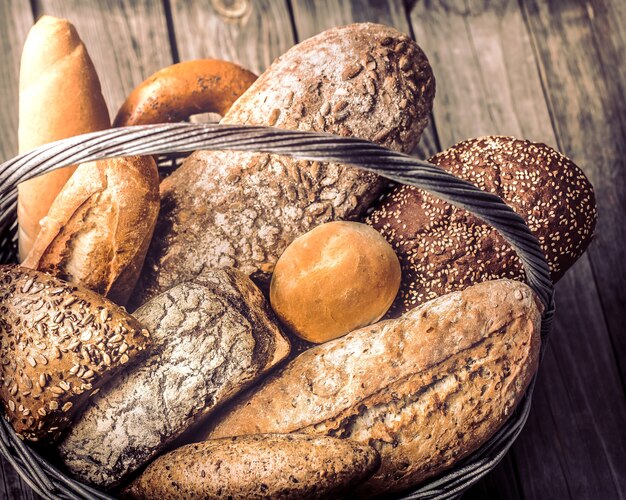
[204,279,541,497]
[122,434,380,500]
[366,136,597,316]
[58,268,289,488]
[132,23,435,306]
[0,266,150,442]
[23,156,159,306]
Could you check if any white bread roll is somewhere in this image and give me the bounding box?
[17,15,110,261]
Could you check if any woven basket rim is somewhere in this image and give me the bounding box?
[0,123,555,500]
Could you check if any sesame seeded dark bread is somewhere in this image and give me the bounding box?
[131,23,435,307]
[203,279,542,497]
[0,265,151,443]
[122,434,380,500]
[366,136,597,316]
[58,268,290,488]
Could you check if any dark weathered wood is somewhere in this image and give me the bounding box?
[290,0,440,158]
[35,0,173,119]
[522,0,626,389]
[0,1,33,162]
[168,0,295,74]
[409,1,626,499]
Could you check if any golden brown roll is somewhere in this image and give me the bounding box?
[270,221,401,343]
[17,15,110,261]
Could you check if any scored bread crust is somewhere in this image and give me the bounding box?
[123,434,380,500]
[58,268,290,488]
[22,156,160,306]
[132,23,435,307]
[366,135,597,316]
[204,279,542,497]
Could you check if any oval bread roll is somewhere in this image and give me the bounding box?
[17,16,110,261]
[122,434,380,500]
[22,156,160,306]
[204,279,542,497]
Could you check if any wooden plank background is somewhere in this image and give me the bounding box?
[0,0,624,498]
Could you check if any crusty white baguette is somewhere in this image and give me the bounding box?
[17,15,109,261]
[204,279,542,497]
[23,156,159,306]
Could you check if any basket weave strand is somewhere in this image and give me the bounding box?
[0,123,554,500]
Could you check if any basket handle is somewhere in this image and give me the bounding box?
[0,122,554,327]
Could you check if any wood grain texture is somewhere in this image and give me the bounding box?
[522,0,626,388]
[168,0,295,74]
[0,1,33,162]
[290,0,440,158]
[408,1,626,499]
[34,0,173,119]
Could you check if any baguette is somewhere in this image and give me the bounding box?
[17,16,109,261]
[131,23,435,307]
[122,434,380,500]
[22,156,159,306]
[58,268,289,488]
[204,279,542,496]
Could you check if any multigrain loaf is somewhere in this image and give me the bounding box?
[17,16,110,261]
[58,268,289,488]
[204,279,542,497]
[22,156,159,306]
[0,266,150,442]
[122,434,380,500]
[366,136,597,316]
[132,23,435,307]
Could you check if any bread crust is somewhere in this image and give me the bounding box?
[0,266,150,442]
[204,279,541,496]
[22,156,160,306]
[132,23,435,307]
[366,136,597,316]
[58,268,289,488]
[113,59,257,126]
[17,16,110,261]
[122,434,380,500]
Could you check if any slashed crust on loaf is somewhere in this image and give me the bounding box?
[23,156,159,306]
[123,434,380,500]
[204,279,541,496]
[132,23,435,306]
[366,136,597,316]
[0,266,150,442]
[58,268,289,488]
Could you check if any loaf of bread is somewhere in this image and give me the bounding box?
[131,23,435,307]
[122,434,380,500]
[270,221,401,343]
[0,266,150,442]
[22,156,159,306]
[366,136,597,316]
[17,16,110,261]
[58,268,289,488]
[203,279,541,497]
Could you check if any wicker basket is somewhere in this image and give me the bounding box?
[0,123,555,500]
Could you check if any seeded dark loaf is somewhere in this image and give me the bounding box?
[366,136,597,316]
[132,23,435,307]
[0,266,150,443]
[122,434,380,500]
[58,268,289,488]
[203,279,541,497]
